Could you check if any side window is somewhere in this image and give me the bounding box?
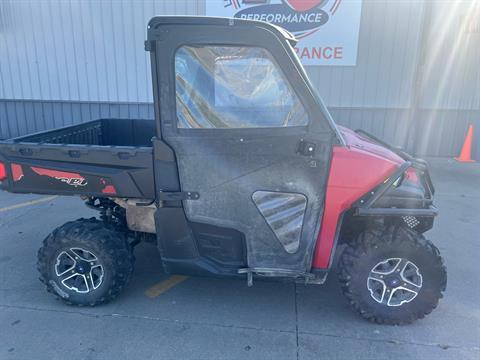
[175,46,309,129]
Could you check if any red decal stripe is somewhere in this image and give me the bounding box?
[102,185,117,195]
[11,164,24,181]
[31,167,84,181]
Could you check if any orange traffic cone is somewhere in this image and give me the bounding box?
[455,124,475,162]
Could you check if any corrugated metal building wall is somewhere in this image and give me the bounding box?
[0,0,479,156]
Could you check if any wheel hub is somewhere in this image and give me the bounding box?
[367,257,423,307]
[386,276,400,287]
[55,248,104,294]
[75,261,90,274]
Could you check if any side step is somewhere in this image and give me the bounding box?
[238,267,328,287]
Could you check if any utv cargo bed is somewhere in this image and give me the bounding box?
[0,119,156,199]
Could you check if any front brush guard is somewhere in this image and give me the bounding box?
[352,161,438,218]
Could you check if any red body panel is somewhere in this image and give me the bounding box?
[312,127,404,269]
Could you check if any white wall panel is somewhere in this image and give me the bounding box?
[0,0,204,102]
[305,0,423,108]
[419,1,480,110]
[0,0,423,107]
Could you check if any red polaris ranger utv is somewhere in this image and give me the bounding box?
[0,17,446,324]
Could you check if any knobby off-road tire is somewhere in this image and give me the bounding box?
[338,225,447,325]
[38,218,134,306]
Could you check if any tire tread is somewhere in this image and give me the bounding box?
[37,218,135,306]
[337,225,447,325]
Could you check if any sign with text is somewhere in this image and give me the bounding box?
[206,0,363,66]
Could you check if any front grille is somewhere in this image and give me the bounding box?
[402,216,420,228]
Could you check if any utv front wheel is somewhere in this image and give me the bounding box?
[338,226,446,324]
[38,218,134,306]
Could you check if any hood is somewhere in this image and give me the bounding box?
[337,126,404,165]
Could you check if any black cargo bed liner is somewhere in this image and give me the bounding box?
[13,118,156,147]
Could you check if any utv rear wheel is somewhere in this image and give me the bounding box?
[38,218,134,306]
[338,226,446,325]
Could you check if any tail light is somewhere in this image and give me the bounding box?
[0,162,6,182]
